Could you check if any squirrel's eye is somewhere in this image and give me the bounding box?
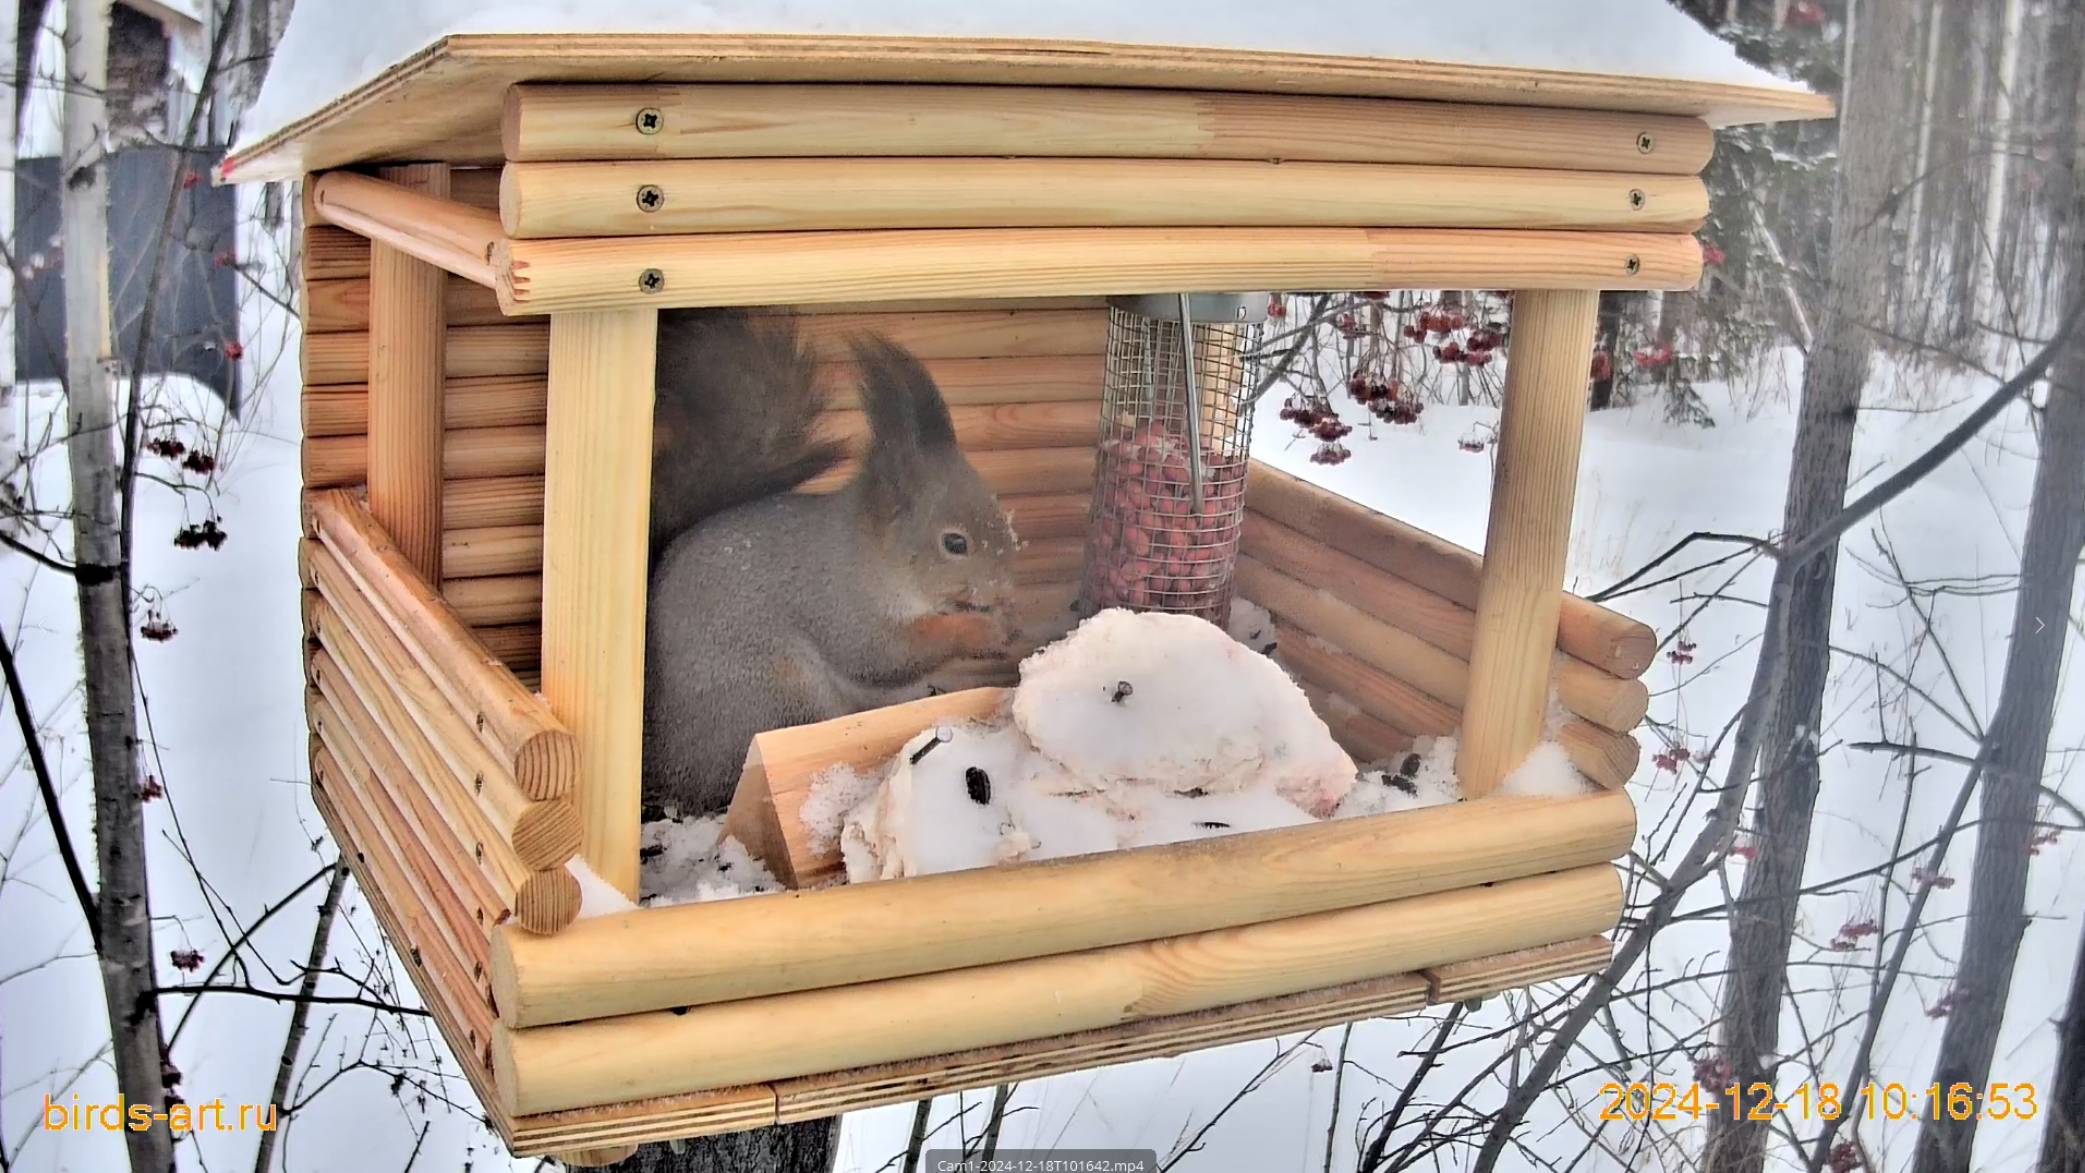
[941,531,970,556]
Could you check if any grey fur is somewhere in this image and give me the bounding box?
[644,311,1021,814]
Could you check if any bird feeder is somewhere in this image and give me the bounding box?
[226,19,1829,1165]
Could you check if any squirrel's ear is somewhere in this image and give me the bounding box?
[852,335,957,519]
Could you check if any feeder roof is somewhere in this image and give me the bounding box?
[224,0,1830,183]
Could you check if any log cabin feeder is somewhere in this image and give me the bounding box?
[225,15,1830,1165]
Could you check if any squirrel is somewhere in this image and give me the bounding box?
[643,309,1022,814]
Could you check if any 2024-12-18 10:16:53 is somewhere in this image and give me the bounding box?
[1599,1081,2040,1122]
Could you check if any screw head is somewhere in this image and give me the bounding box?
[635,184,665,212]
[1624,254,1643,275]
[634,107,664,135]
[638,267,666,293]
[1637,131,1656,154]
[1628,188,1647,210]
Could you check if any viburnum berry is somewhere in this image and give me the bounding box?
[1701,242,1727,266]
[181,450,217,475]
[221,340,244,360]
[1692,1054,1732,1089]
[1403,323,1428,342]
[1912,866,1955,889]
[1654,751,1680,772]
[1827,1142,1864,1173]
[170,948,204,972]
[1729,841,1759,861]
[1312,417,1352,442]
[1590,351,1614,382]
[145,436,187,459]
[173,518,228,550]
[1457,438,1486,454]
[1435,341,1465,364]
[1309,441,1351,466]
[1787,0,1826,27]
[138,775,165,801]
[1465,350,1494,368]
[1347,374,1371,402]
[140,617,177,642]
[1266,296,1287,320]
[1634,343,1676,370]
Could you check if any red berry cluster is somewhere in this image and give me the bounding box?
[1692,1053,1733,1089]
[146,435,187,459]
[1701,242,1728,266]
[1086,423,1245,622]
[1653,743,1696,772]
[173,518,227,550]
[182,450,217,475]
[138,775,165,801]
[1457,437,1488,454]
[2029,826,2063,856]
[169,948,204,972]
[1667,636,1699,665]
[140,613,178,642]
[1729,841,1759,862]
[1634,342,1677,371]
[1911,865,1955,890]
[1787,0,1826,27]
[1827,1142,1864,1173]
[1927,989,1960,1019]
[1590,351,1614,383]
[221,340,244,360]
[1266,296,1288,320]
[1829,918,1880,952]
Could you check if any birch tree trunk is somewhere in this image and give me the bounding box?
[1701,2,1919,1169]
[1914,14,2085,1165]
[1971,0,2025,340]
[61,2,173,1170]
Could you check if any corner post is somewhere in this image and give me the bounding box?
[1457,290,1600,797]
[541,309,658,897]
[367,163,449,578]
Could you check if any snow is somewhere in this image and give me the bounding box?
[1497,740,1594,798]
[568,857,638,919]
[1336,735,1463,817]
[235,0,1809,152]
[638,813,782,906]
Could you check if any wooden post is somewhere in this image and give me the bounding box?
[1457,290,1601,797]
[368,164,450,579]
[540,309,657,897]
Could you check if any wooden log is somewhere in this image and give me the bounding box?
[308,746,499,1067]
[814,401,1098,453]
[302,434,366,489]
[492,866,1620,1114]
[495,228,1702,315]
[1273,625,1637,791]
[303,569,579,871]
[1242,515,1648,731]
[445,426,547,480]
[500,157,1708,237]
[548,1145,639,1169]
[303,224,368,281]
[725,688,1011,888]
[1244,463,1655,676]
[1458,290,1599,799]
[311,170,504,287]
[444,525,545,580]
[443,574,541,627]
[305,276,515,334]
[310,689,494,991]
[367,163,449,579]
[447,165,502,210]
[1238,554,1646,733]
[796,309,1107,361]
[306,490,577,801]
[802,446,1095,497]
[1003,491,1093,542]
[817,353,1104,407]
[300,324,550,385]
[472,624,540,673]
[498,786,1631,1025]
[500,84,1715,175]
[508,972,1430,1154]
[445,476,546,529]
[1423,936,1612,1003]
[540,309,657,898]
[1293,681,1416,764]
[303,374,558,437]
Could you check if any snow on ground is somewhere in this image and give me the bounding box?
[236,0,1807,151]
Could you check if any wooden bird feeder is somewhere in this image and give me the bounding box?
[227,21,1829,1165]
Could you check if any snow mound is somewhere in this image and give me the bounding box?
[1013,609,1356,816]
[1499,741,1595,798]
[1337,735,1463,818]
[638,813,782,907]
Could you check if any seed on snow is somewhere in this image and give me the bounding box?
[965,767,992,805]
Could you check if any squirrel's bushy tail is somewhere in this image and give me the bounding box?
[649,310,846,556]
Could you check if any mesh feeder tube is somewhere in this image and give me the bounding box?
[1081,293,1267,626]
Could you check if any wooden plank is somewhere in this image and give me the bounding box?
[367,163,450,579]
[540,309,658,898]
[506,786,1632,1025]
[502,83,1716,173]
[495,226,1703,314]
[500,157,1707,237]
[1245,463,1656,676]
[1457,290,1599,798]
[1422,936,1612,1003]
[218,34,1833,184]
[492,866,1620,1115]
[797,309,1106,360]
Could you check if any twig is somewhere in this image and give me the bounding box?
[0,625,99,947]
[252,863,349,1173]
[901,1098,933,1173]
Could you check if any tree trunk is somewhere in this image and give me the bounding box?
[605,1120,840,1173]
[1914,16,2085,1165]
[61,2,172,1170]
[1701,2,1919,1170]
[2046,914,2085,1172]
[1971,0,2026,338]
[1588,291,1623,409]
